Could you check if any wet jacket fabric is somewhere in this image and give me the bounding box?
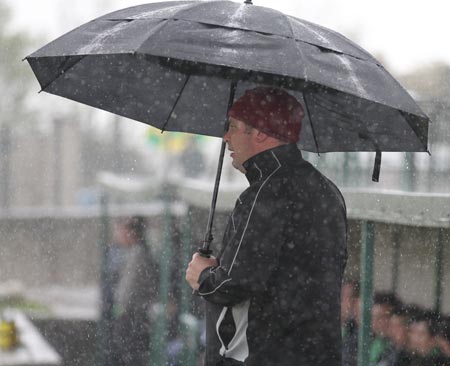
[198,144,348,366]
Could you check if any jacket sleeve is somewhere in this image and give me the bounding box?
[197,185,291,306]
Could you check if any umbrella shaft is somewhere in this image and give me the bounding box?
[201,139,227,251]
[201,80,238,255]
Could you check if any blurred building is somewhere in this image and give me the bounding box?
[0,116,151,209]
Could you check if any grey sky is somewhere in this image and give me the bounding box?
[4,0,450,75]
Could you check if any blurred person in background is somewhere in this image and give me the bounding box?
[341,280,360,366]
[342,280,360,328]
[384,304,412,366]
[434,316,450,360]
[369,292,399,365]
[109,216,159,366]
[407,310,447,366]
[100,217,130,366]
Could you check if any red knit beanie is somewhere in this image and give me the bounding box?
[228,87,304,143]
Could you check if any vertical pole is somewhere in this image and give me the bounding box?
[343,153,349,187]
[150,198,173,365]
[358,221,375,366]
[391,227,401,294]
[112,115,124,173]
[53,119,63,206]
[96,192,110,366]
[179,210,198,366]
[403,153,415,191]
[0,124,12,209]
[342,153,357,188]
[434,228,444,312]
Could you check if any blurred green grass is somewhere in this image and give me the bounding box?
[0,296,51,315]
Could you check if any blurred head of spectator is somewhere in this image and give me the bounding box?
[408,310,436,356]
[341,279,360,324]
[388,305,409,350]
[114,216,147,247]
[372,292,399,338]
[432,315,450,357]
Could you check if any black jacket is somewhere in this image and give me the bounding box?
[198,144,347,366]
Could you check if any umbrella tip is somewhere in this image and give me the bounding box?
[244,0,253,4]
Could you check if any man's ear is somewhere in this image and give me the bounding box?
[254,129,270,143]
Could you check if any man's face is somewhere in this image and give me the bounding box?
[113,222,138,247]
[408,321,433,354]
[223,117,255,173]
[388,315,408,347]
[341,283,356,321]
[372,304,392,337]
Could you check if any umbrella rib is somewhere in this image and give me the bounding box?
[285,16,309,81]
[160,73,190,133]
[286,15,372,63]
[302,91,321,154]
[287,15,321,154]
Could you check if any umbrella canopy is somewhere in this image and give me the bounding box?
[26,0,429,154]
[26,0,431,252]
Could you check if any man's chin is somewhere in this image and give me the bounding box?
[232,161,246,174]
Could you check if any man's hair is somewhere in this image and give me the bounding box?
[373,291,400,309]
[403,304,424,326]
[437,316,450,341]
[405,310,439,337]
[424,311,448,337]
[124,216,147,241]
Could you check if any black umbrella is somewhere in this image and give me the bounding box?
[26,0,430,254]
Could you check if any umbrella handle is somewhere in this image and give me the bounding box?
[198,247,213,258]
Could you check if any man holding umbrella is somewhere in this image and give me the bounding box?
[25,1,429,365]
[186,87,348,366]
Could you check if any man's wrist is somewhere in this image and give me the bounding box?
[197,266,217,291]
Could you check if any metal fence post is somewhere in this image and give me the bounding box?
[0,124,12,209]
[403,153,415,191]
[358,221,375,366]
[150,199,173,365]
[178,210,198,366]
[391,227,401,294]
[434,228,445,312]
[96,192,110,366]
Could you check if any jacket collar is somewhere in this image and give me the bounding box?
[243,143,303,184]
